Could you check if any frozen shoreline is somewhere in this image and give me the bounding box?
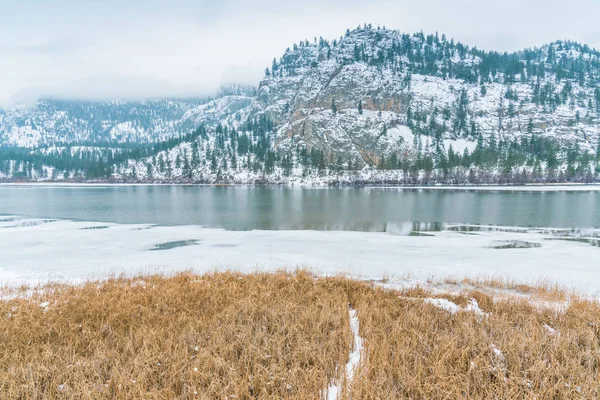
[1,182,600,192]
[1,216,599,297]
[369,184,600,192]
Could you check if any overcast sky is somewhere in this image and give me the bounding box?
[2,0,600,106]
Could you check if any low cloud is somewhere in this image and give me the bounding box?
[2,0,600,106]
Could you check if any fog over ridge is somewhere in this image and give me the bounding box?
[2,0,599,106]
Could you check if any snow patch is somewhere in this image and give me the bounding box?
[490,343,508,382]
[544,323,557,335]
[444,138,477,154]
[425,297,461,314]
[325,306,363,399]
[424,297,488,319]
[490,344,503,358]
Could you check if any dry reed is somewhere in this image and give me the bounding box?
[0,271,352,399]
[1,271,599,399]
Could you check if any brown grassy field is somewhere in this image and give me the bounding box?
[0,271,599,399]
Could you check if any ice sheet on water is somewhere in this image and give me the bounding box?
[0,217,599,298]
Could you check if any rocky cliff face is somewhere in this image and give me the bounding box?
[218,27,600,167]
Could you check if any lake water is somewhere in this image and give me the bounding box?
[1,185,599,230]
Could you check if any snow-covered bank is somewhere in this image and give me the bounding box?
[0,182,210,187]
[1,217,599,296]
[2,182,600,191]
[369,184,600,192]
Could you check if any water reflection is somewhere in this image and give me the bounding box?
[446,225,528,233]
[0,186,599,232]
[386,222,444,235]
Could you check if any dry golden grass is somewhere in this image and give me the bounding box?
[1,271,600,399]
[0,271,352,399]
[458,276,571,302]
[348,283,600,398]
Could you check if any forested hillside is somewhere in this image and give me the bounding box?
[2,26,600,184]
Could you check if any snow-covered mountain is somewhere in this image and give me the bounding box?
[245,27,600,162]
[0,99,205,148]
[2,26,600,183]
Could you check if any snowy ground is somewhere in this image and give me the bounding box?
[1,182,600,191]
[369,185,600,192]
[325,307,363,400]
[1,216,599,296]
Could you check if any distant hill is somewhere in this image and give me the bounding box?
[2,26,600,184]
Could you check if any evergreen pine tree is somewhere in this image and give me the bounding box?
[191,143,200,170]
[165,156,172,178]
[390,153,398,169]
[378,154,385,169]
[210,154,218,173]
[447,145,456,168]
[453,88,469,136]
[183,155,192,179]
[469,121,477,138]
[527,118,534,134]
[546,144,559,170]
[281,153,293,176]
